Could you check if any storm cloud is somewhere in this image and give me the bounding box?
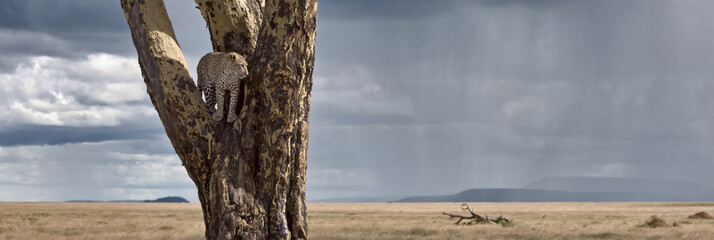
[308,0,714,199]
[1,0,714,201]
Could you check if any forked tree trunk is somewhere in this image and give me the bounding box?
[120,0,316,239]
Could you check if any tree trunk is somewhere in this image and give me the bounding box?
[120,0,316,239]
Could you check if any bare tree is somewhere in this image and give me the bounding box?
[120,0,317,239]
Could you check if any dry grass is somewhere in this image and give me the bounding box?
[309,202,714,239]
[1,202,714,239]
[688,211,714,219]
[0,202,204,240]
[638,215,670,228]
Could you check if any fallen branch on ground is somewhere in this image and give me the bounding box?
[443,203,511,225]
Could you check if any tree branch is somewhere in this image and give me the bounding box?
[443,203,511,225]
[120,0,214,191]
[195,0,263,59]
[251,0,317,238]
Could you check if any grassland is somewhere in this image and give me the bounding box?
[1,202,713,239]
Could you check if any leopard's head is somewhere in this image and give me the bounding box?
[231,54,249,79]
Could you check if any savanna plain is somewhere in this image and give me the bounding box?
[1,202,713,239]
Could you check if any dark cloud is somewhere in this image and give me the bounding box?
[474,0,573,8]
[0,0,145,58]
[319,0,464,20]
[0,0,211,61]
[307,0,714,199]
[0,29,74,58]
[0,1,29,29]
[0,27,134,59]
[318,0,578,21]
[0,125,161,147]
[0,0,126,33]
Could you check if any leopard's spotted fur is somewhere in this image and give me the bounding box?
[197,52,248,122]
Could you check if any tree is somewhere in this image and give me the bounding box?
[120,0,317,239]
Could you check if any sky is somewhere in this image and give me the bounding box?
[1,0,714,202]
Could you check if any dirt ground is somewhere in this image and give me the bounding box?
[1,202,713,239]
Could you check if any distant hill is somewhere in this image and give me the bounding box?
[144,196,189,203]
[397,188,685,202]
[67,199,143,203]
[523,176,714,200]
[67,196,189,203]
[397,177,714,202]
[311,196,402,203]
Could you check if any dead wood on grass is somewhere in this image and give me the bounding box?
[443,203,511,226]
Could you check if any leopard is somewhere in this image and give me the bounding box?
[197,52,249,122]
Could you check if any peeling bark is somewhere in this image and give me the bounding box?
[195,0,263,59]
[121,0,316,239]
